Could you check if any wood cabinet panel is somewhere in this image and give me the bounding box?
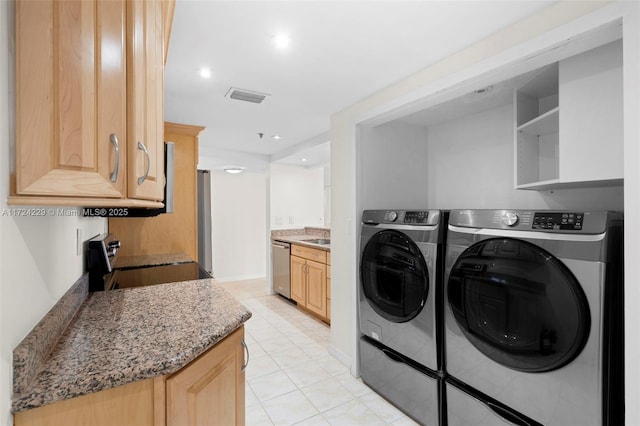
[291,244,327,264]
[166,327,245,426]
[290,255,306,305]
[109,122,204,260]
[15,0,125,198]
[127,0,164,201]
[14,378,159,426]
[305,260,327,318]
[290,245,329,323]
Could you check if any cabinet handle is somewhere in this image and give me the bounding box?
[109,134,119,182]
[241,339,250,372]
[137,141,150,185]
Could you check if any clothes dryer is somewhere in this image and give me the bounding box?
[444,209,624,426]
[359,209,447,370]
[358,209,447,425]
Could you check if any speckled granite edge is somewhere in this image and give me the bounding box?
[12,275,88,396]
[11,279,251,413]
[271,226,330,239]
[114,253,193,269]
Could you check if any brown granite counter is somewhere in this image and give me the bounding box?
[12,278,251,413]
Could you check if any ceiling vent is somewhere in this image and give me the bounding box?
[225,87,270,104]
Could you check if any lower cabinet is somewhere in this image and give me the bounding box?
[166,326,246,426]
[14,326,246,426]
[290,244,329,323]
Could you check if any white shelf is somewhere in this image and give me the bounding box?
[517,107,559,136]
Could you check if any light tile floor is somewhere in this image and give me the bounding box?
[219,278,419,426]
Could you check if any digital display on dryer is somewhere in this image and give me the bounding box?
[532,212,583,230]
[404,211,430,224]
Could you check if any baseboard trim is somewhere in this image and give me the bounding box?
[213,274,265,283]
[328,344,352,373]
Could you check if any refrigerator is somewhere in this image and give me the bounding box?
[197,170,213,276]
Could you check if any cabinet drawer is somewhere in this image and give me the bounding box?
[291,244,327,263]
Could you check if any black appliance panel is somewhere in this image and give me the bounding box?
[361,229,429,323]
[114,262,212,289]
[448,237,590,372]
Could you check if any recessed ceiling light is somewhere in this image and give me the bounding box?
[272,135,282,140]
[273,34,291,50]
[224,167,244,174]
[301,158,307,163]
[199,67,212,79]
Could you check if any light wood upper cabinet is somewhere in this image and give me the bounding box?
[166,327,246,426]
[11,0,174,207]
[14,0,126,199]
[127,0,164,201]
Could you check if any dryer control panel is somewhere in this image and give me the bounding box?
[532,212,583,230]
[362,210,440,226]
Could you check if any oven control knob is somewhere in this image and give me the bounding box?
[386,211,398,222]
[502,212,519,227]
[108,240,121,249]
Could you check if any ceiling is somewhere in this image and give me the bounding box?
[164,0,556,173]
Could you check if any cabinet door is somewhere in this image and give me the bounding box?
[290,255,306,306]
[167,327,246,426]
[127,0,165,200]
[15,0,126,198]
[559,40,623,183]
[306,260,327,318]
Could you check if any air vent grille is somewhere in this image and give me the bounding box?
[225,87,270,104]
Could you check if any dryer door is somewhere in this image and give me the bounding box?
[448,238,590,372]
[360,230,429,323]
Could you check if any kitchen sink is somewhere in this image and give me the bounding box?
[305,238,331,245]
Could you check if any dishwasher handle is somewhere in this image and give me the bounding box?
[272,242,291,250]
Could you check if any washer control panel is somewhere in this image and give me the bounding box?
[532,212,584,230]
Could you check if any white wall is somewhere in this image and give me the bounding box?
[360,121,429,210]
[331,4,639,425]
[0,4,107,425]
[270,163,324,229]
[209,170,267,282]
[425,103,623,210]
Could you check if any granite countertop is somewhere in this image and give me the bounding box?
[272,227,331,251]
[12,278,251,413]
[114,252,193,269]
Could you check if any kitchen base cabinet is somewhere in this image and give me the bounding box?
[166,327,246,426]
[13,326,246,426]
[13,378,159,426]
[290,244,329,324]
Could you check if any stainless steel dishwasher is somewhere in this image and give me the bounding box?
[272,241,291,298]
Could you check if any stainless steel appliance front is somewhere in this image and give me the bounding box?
[272,241,291,298]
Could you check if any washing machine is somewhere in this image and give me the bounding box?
[444,209,624,426]
[358,209,447,425]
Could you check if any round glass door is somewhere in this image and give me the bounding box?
[360,230,429,323]
[448,238,590,372]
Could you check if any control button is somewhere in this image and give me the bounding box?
[502,212,519,227]
[386,211,398,222]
